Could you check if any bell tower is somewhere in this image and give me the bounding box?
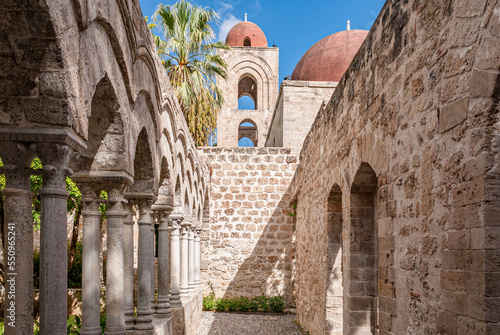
[216,19,279,147]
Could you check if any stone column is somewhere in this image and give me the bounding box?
[0,142,36,335]
[169,215,183,308]
[151,224,156,312]
[79,184,102,335]
[105,187,127,335]
[36,143,73,335]
[154,211,171,317]
[188,226,195,293]
[180,217,191,299]
[194,227,201,288]
[122,201,135,330]
[152,180,173,318]
[135,196,155,334]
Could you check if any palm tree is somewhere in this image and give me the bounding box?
[152,0,229,146]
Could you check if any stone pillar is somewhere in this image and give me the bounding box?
[169,215,183,308]
[135,196,155,334]
[154,212,171,317]
[194,227,201,288]
[188,226,195,293]
[180,217,191,299]
[79,185,102,335]
[105,187,127,335]
[152,180,173,317]
[36,143,72,335]
[151,224,156,312]
[0,142,36,335]
[122,201,135,330]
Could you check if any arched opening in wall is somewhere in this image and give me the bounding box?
[238,120,257,147]
[174,176,182,213]
[348,162,378,333]
[325,184,343,335]
[244,37,251,46]
[184,191,191,219]
[79,75,125,171]
[238,76,257,110]
[131,128,155,193]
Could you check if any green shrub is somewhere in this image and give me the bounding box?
[100,314,106,333]
[67,315,82,335]
[269,295,285,313]
[202,293,286,313]
[203,292,217,311]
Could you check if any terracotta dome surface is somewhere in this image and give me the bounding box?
[226,21,268,47]
[291,30,369,82]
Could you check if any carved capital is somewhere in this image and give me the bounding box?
[32,143,73,189]
[0,142,36,190]
[168,214,184,231]
[107,184,130,213]
[78,183,101,213]
[123,201,135,225]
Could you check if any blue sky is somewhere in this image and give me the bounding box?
[139,0,386,82]
[139,0,387,146]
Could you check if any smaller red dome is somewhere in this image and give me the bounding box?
[292,30,368,82]
[226,21,268,47]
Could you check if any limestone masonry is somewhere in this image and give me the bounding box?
[0,0,499,334]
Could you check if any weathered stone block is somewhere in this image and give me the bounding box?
[439,96,469,133]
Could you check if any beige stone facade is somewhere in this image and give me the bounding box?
[199,147,297,302]
[266,80,337,155]
[216,46,279,147]
[2,0,500,334]
[289,0,500,334]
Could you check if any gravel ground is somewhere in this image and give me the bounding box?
[196,311,304,335]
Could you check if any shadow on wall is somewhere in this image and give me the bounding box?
[204,183,296,333]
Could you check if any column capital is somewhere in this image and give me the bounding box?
[126,193,156,225]
[123,201,135,226]
[107,185,130,215]
[0,141,37,190]
[168,214,184,229]
[78,182,102,214]
[32,142,74,189]
[151,178,173,215]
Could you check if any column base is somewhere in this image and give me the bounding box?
[104,326,125,335]
[130,330,155,335]
[134,311,154,331]
[81,327,102,335]
[125,317,135,330]
[156,301,172,318]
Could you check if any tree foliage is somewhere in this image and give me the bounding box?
[152,0,229,146]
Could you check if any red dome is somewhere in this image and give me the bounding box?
[292,30,368,82]
[226,21,268,47]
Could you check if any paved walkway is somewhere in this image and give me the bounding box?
[197,311,304,335]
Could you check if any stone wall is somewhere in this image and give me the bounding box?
[199,147,297,302]
[290,0,500,334]
[266,80,336,155]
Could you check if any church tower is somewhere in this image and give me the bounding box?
[216,18,279,147]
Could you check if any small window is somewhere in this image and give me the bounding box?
[238,76,257,109]
[244,37,251,46]
[238,120,257,147]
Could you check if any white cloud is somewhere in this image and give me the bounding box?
[216,2,234,16]
[218,14,241,41]
[252,0,261,14]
